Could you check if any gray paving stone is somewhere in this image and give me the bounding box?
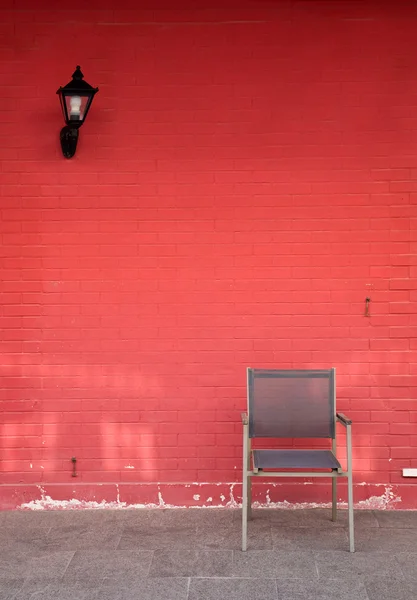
[365,576,417,600]
[0,554,30,581]
[315,550,401,580]
[1,526,52,554]
[1,524,51,537]
[0,551,74,581]
[2,510,65,527]
[1,510,40,525]
[355,528,417,552]
[374,510,417,529]
[63,549,153,580]
[50,509,123,527]
[1,508,416,600]
[149,508,233,526]
[247,508,378,528]
[394,552,417,580]
[335,509,379,529]
[0,579,24,600]
[116,508,234,532]
[149,549,232,577]
[197,519,272,550]
[42,522,123,550]
[232,549,317,579]
[188,577,278,600]
[112,507,153,522]
[25,551,75,580]
[14,580,55,600]
[276,578,369,599]
[15,579,101,600]
[118,525,197,551]
[99,577,189,599]
[271,526,349,551]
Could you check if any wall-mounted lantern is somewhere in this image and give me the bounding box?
[56,66,99,158]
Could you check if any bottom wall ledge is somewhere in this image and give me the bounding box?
[0,481,415,511]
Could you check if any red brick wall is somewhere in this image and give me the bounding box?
[1,0,416,509]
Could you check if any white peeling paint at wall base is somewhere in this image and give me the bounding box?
[356,485,402,510]
[18,483,402,512]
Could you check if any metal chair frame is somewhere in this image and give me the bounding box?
[241,367,354,552]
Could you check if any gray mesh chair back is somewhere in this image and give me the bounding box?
[248,369,335,439]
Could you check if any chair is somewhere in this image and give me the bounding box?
[241,368,354,552]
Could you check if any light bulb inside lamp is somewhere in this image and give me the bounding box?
[69,96,82,120]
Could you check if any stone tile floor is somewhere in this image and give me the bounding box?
[0,508,416,599]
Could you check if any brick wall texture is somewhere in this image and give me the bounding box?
[0,0,416,508]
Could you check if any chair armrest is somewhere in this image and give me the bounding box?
[241,412,249,425]
[337,413,352,426]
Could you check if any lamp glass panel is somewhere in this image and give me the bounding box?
[64,94,90,122]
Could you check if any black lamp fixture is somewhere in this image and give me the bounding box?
[57,66,99,158]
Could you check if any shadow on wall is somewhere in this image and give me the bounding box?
[0,352,397,491]
[0,360,162,485]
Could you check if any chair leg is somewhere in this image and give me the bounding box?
[347,471,355,552]
[242,474,248,551]
[242,423,249,551]
[347,425,355,552]
[247,475,252,520]
[332,477,337,522]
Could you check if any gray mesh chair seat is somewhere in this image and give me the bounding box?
[241,368,354,553]
[253,449,341,470]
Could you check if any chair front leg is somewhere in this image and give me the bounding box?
[247,474,252,521]
[347,423,355,552]
[247,434,252,520]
